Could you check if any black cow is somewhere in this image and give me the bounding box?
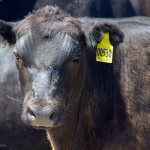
[1,5,150,150]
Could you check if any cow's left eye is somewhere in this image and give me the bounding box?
[73,55,81,63]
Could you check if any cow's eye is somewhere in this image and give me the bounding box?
[13,51,22,62]
[73,55,81,63]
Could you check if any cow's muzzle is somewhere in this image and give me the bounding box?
[21,98,65,128]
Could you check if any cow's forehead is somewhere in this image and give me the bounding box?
[14,6,84,68]
[15,27,81,68]
[16,6,83,41]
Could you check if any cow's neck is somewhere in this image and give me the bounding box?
[46,50,114,150]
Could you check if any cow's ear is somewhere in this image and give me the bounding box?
[84,23,124,48]
[0,20,18,45]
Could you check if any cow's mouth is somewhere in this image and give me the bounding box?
[32,125,52,130]
[31,119,65,130]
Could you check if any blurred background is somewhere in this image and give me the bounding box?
[1,0,150,22]
[0,0,150,150]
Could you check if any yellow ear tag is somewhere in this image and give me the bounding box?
[96,32,113,63]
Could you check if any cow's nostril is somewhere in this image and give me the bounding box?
[28,108,36,120]
[49,111,57,121]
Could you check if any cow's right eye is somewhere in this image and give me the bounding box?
[13,51,27,68]
[13,52,22,62]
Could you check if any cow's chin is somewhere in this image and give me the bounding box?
[31,121,65,130]
[32,126,51,130]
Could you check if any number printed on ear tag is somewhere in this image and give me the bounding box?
[96,32,113,63]
[0,35,9,53]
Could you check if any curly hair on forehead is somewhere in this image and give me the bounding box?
[33,5,70,22]
[16,6,69,34]
[16,5,84,44]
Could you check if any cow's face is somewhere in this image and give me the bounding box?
[13,11,86,128]
[0,6,123,129]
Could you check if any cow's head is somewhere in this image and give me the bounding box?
[0,6,124,129]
